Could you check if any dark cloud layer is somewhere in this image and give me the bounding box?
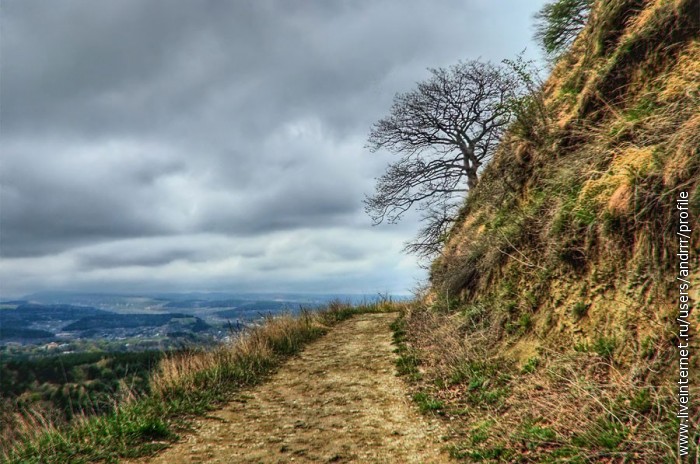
[0,0,545,296]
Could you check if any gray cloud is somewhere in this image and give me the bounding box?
[0,0,546,296]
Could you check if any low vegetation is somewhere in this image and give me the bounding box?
[1,351,164,432]
[0,300,395,463]
[393,303,690,462]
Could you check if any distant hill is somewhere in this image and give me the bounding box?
[5,304,111,322]
[0,304,111,341]
[214,301,322,320]
[0,300,28,305]
[163,299,250,309]
[0,327,54,340]
[63,313,211,332]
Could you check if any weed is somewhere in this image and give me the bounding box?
[573,202,597,226]
[690,183,700,216]
[592,336,617,359]
[449,360,512,409]
[629,388,653,415]
[395,352,422,379]
[503,300,518,315]
[447,442,512,461]
[640,335,656,359]
[521,357,540,374]
[469,420,494,445]
[515,419,558,450]
[571,301,590,319]
[461,303,488,328]
[523,291,539,310]
[505,313,533,335]
[573,341,589,353]
[412,392,444,414]
[560,76,584,97]
[391,315,423,380]
[623,96,657,123]
[571,417,628,450]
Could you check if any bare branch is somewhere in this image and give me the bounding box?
[365,59,522,257]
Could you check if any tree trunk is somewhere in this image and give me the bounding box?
[460,141,480,190]
[466,168,479,190]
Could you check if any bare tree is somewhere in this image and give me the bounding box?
[365,59,520,257]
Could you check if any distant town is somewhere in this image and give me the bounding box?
[0,291,382,356]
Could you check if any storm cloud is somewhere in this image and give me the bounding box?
[0,0,546,296]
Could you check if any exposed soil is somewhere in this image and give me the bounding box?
[133,313,448,463]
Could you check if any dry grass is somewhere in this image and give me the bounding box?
[397,302,699,462]
[0,404,61,451]
[432,0,699,309]
[576,146,653,214]
[151,312,322,399]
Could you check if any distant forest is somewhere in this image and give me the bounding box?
[0,351,163,425]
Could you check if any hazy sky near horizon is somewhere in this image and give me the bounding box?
[1,0,546,297]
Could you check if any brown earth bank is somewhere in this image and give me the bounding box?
[129,313,449,463]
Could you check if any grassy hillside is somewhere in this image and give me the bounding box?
[401,0,699,461]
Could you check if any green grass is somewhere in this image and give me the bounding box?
[391,316,423,380]
[571,301,589,320]
[592,336,617,359]
[571,417,629,450]
[412,391,445,413]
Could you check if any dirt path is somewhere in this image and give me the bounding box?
[135,313,448,463]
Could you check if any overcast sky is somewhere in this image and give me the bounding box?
[0,0,546,298]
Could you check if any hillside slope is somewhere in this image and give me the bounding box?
[403,0,700,461]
